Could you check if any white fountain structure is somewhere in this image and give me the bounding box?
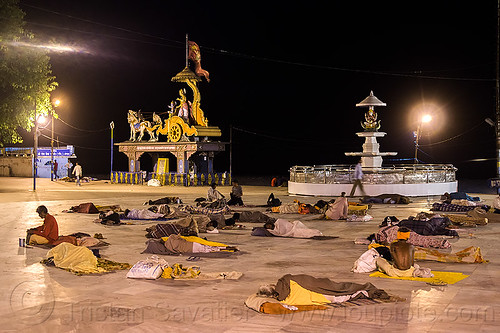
[287,91,458,197]
[345,91,397,169]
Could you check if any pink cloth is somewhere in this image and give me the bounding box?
[375,225,451,249]
[325,197,348,220]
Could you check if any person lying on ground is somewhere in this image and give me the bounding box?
[121,208,166,220]
[397,215,458,237]
[368,224,451,249]
[66,202,99,214]
[441,192,480,203]
[263,219,322,238]
[431,202,489,212]
[361,194,410,204]
[96,211,121,225]
[270,201,321,214]
[142,234,238,255]
[179,203,230,215]
[249,274,391,309]
[27,205,59,245]
[228,211,277,225]
[144,196,181,205]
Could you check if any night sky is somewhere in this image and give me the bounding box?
[15,0,499,180]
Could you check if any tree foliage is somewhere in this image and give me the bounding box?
[0,0,58,146]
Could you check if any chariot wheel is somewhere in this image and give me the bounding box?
[168,123,183,142]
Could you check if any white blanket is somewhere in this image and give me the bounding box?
[126,209,164,220]
[268,219,322,238]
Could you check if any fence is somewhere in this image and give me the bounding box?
[289,164,457,185]
[110,171,231,186]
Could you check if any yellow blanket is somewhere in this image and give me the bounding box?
[282,280,331,305]
[161,235,229,248]
[369,270,468,285]
[47,242,103,274]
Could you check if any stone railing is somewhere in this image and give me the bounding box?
[289,164,457,185]
[110,171,231,186]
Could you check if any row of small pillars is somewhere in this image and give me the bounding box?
[110,171,231,186]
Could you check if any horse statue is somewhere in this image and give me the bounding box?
[144,112,162,142]
[127,110,147,141]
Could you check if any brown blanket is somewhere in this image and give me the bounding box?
[274,274,390,301]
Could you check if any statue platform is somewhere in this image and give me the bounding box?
[116,140,227,174]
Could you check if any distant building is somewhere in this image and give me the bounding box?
[0,146,76,178]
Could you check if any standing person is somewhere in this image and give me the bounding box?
[227,180,244,206]
[27,205,59,245]
[350,159,366,197]
[65,161,73,177]
[73,162,83,186]
[53,160,58,180]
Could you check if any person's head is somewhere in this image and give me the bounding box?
[340,192,346,197]
[257,284,278,298]
[210,182,216,189]
[36,205,48,218]
[232,212,240,221]
[397,227,411,241]
[207,220,218,230]
[358,158,362,164]
[232,180,239,186]
[124,209,130,216]
[264,222,275,230]
[75,162,79,166]
[225,218,235,226]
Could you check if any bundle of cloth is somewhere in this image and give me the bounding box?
[370,225,451,248]
[414,246,488,263]
[251,219,323,238]
[142,234,238,256]
[245,274,396,314]
[41,242,130,275]
[360,194,410,204]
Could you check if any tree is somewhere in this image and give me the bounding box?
[0,0,58,146]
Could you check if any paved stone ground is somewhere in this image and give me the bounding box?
[0,177,499,332]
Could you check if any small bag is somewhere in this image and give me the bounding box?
[126,255,168,279]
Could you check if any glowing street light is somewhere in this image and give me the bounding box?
[414,114,432,164]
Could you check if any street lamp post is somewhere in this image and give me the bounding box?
[33,101,38,191]
[110,121,115,179]
[414,114,432,164]
[51,99,60,181]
